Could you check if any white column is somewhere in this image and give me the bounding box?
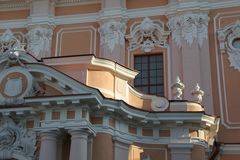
[87,137,93,160]
[69,130,89,160]
[39,130,58,160]
[56,133,66,160]
[168,144,193,160]
[114,140,130,160]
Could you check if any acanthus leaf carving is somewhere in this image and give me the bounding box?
[218,20,240,71]
[0,29,24,54]
[98,20,127,53]
[0,116,36,160]
[26,26,53,59]
[127,17,170,52]
[168,13,209,48]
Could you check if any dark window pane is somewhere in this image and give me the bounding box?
[134,54,164,96]
[150,78,157,84]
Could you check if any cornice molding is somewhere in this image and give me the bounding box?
[55,0,100,7]
[221,144,240,155]
[0,1,240,28]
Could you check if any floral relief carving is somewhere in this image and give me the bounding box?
[0,29,23,54]
[218,20,240,71]
[26,26,53,59]
[127,17,170,52]
[168,13,209,48]
[98,20,127,53]
[0,116,36,160]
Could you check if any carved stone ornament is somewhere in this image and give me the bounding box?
[218,20,240,71]
[98,20,127,53]
[0,116,36,160]
[26,26,53,59]
[127,17,170,52]
[168,13,209,48]
[151,97,169,111]
[0,66,33,105]
[191,83,204,103]
[0,29,23,54]
[171,76,185,100]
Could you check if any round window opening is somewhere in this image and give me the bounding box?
[232,38,240,49]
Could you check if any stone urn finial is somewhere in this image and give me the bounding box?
[191,83,204,103]
[171,76,185,100]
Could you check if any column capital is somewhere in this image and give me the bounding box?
[39,130,60,141]
[68,129,90,140]
[98,18,127,53]
[168,12,209,48]
[26,25,54,59]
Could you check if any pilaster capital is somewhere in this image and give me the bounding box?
[168,12,209,48]
[26,25,54,59]
[98,18,127,52]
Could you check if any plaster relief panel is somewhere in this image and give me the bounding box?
[55,26,96,56]
[168,13,208,48]
[0,116,36,160]
[26,26,53,59]
[0,29,25,54]
[218,20,240,71]
[127,17,170,53]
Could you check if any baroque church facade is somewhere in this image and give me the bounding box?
[0,0,239,160]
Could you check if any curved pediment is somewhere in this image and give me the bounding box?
[0,50,100,105]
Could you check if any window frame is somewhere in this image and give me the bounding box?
[133,53,165,96]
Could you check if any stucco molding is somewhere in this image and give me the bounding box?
[55,26,96,56]
[1,1,240,28]
[0,116,36,160]
[221,144,240,155]
[98,19,127,53]
[126,17,170,53]
[168,12,209,48]
[0,29,23,54]
[26,26,54,59]
[218,20,240,71]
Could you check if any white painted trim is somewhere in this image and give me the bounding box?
[55,26,96,56]
[221,144,240,155]
[214,10,240,129]
[55,0,100,7]
[0,1,240,28]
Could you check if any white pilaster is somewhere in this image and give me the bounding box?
[39,130,59,160]
[98,0,127,65]
[168,11,213,114]
[27,0,55,59]
[69,130,89,160]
